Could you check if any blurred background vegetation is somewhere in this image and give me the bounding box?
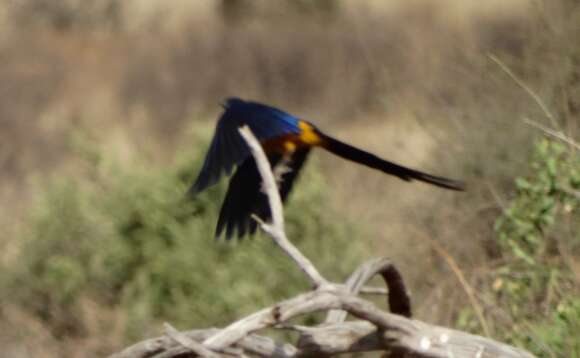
[0,0,578,357]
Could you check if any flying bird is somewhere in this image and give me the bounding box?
[188,98,464,239]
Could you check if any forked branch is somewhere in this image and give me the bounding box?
[239,125,329,289]
[110,127,536,358]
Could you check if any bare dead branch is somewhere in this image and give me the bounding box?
[360,286,389,295]
[298,316,535,358]
[203,289,340,351]
[164,323,220,358]
[110,126,537,358]
[326,257,411,324]
[237,125,329,289]
[113,289,535,358]
[111,329,297,358]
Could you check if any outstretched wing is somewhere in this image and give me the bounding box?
[187,98,301,195]
[216,148,311,240]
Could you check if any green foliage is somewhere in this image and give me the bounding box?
[495,139,579,264]
[458,139,580,357]
[2,133,367,341]
[513,297,580,357]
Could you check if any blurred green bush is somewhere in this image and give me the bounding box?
[458,138,580,357]
[1,131,367,341]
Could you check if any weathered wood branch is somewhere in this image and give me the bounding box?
[111,328,297,358]
[325,257,411,324]
[239,125,329,289]
[109,127,536,358]
[112,288,535,358]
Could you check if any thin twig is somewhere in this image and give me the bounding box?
[114,288,535,357]
[523,117,580,151]
[488,54,560,130]
[486,182,507,213]
[238,126,329,289]
[164,323,220,358]
[360,286,389,295]
[419,233,491,337]
[561,186,580,200]
[326,257,412,323]
[239,126,284,231]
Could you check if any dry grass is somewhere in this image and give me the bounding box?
[1,0,578,356]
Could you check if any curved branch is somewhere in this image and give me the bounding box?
[326,257,412,324]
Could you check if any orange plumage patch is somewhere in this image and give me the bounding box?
[261,120,323,154]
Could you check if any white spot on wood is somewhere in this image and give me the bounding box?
[475,345,485,358]
[420,336,431,350]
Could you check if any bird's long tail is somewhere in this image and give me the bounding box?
[318,131,465,191]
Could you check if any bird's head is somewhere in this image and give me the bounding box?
[221,97,245,109]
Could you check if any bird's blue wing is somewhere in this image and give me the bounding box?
[187,98,301,195]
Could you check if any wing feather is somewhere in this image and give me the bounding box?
[216,149,310,240]
[188,98,301,196]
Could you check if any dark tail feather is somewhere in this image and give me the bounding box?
[319,132,465,191]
